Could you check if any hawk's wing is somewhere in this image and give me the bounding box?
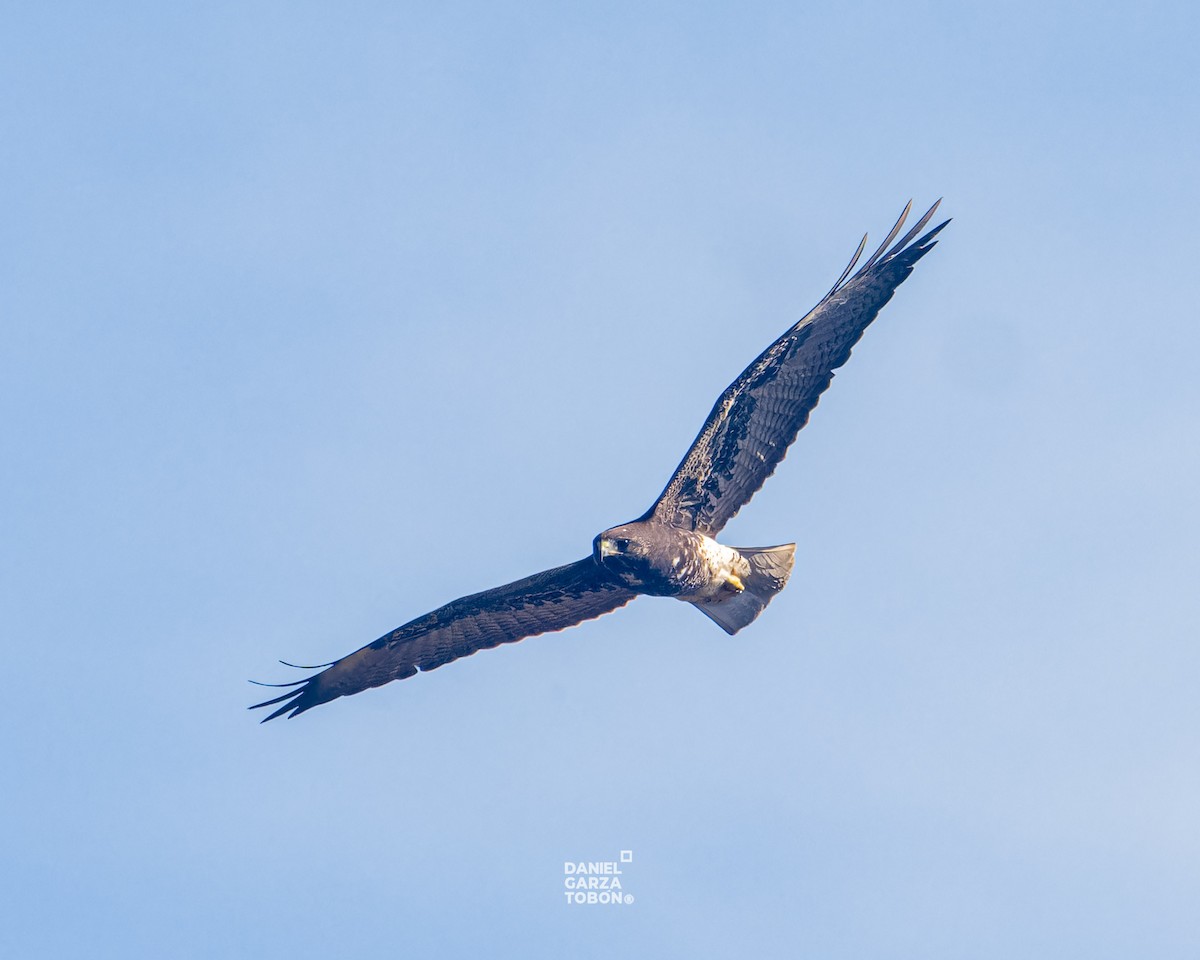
[647,200,949,536]
[251,558,635,721]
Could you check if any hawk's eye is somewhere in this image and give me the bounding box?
[616,538,630,551]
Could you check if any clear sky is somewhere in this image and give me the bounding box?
[3,2,1198,957]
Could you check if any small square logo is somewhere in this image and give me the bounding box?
[620,850,633,863]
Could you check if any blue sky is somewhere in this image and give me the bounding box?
[3,2,1198,957]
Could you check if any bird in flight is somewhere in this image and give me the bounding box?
[251,200,949,721]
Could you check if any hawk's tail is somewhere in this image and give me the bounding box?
[689,543,796,635]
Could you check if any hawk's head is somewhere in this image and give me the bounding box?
[595,525,643,559]
[593,523,670,591]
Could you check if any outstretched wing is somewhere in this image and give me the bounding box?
[648,200,949,536]
[251,558,636,721]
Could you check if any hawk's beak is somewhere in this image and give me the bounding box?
[598,538,618,559]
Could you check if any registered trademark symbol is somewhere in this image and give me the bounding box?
[624,894,634,904]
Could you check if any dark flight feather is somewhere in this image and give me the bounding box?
[825,232,868,298]
[858,199,913,274]
[250,559,635,721]
[647,201,949,535]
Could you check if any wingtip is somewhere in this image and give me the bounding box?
[917,218,952,247]
[827,231,869,296]
[255,694,306,722]
[875,199,948,264]
[857,200,913,275]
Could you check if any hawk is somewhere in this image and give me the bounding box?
[252,200,949,721]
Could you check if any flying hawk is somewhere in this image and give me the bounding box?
[252,200,949,721]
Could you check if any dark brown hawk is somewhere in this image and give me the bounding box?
[252,201,949,721]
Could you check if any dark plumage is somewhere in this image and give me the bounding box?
[251,201,949,721]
